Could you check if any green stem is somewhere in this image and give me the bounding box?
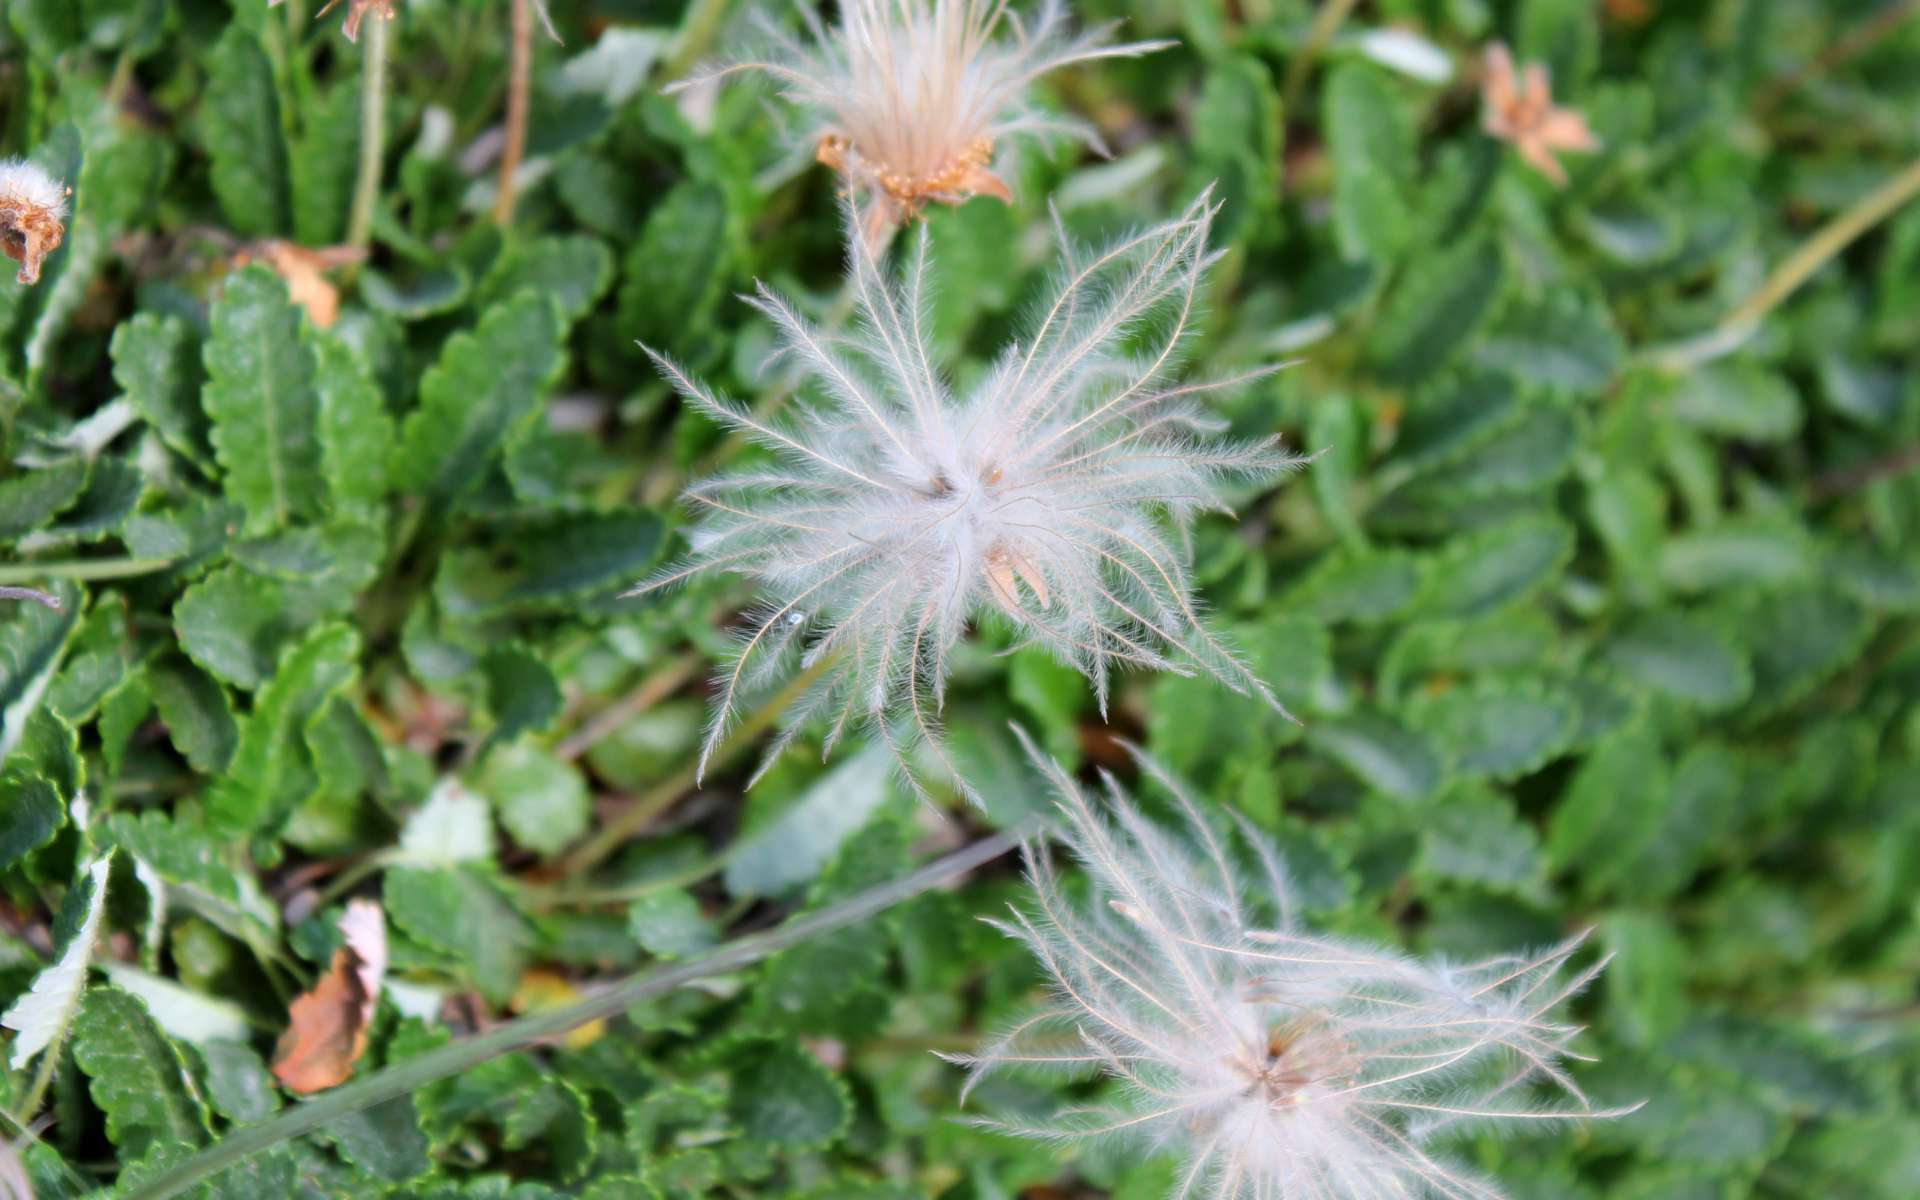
[1720,154,1920,333]
[117,831,1020,1200]
[0,557,172,585]
[345,14,390,260]
[1282,0,1363,111]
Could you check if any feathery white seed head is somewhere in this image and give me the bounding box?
[679,0,1169,250]
[948,730,1637,1199]
[0,158,70,286]
[635,191,1306,800]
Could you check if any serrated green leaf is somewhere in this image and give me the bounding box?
[203,623,359,841]
[45,592,126,724]
[477,234,615,325]
[148,656,239,774]
[1417,789,1542,889]
[1585,465,1666,590]
[396,293,562,508]
[1408,679,1579,781]
[1,579,79,768]
[1284,548,1422,624]
[319,1097,433,1184]
[724,1037,850,1148]
[312,333,394,521]
[1419,515,1573,616]
[0,773,64,870]
[0,456,87,539]
[71,986,211,1161]
[105,809,280,948]
[1386,371,1522,478]
[201,25,289,236]
[1735,587,1871,709]
[620,182,732,350]
[360,264,471,319]
[2,854,109,1068]
[290,79,360,246]
[196,1040,281,1123]
[1659,521,1814,592]
[1401,405,1579,500]
[725,743,894,897]
[172,563,335,691]
[478,739,587,856]
[203,266,325,533]
[434,509,667,614]
[111,312,209,469]
[1471,293,1623,391]
[627,888,717,960]
[1545,727,1666,891]
[1370,237,1504,383]
[1307,712,1444,800]
[1634,743,1746,897]
[1325,62,1413,262]
[480,645,562,752]
[385,866,530,1004]
[1667,363,1802,442]
[1601,911,1688,1047]
[1601,610,1752,709]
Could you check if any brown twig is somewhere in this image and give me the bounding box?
[493,0,534,226]
[1813,443,1920,498]
[1755,0,1920,115]
[0,586,61,609]
[556,651,704,761]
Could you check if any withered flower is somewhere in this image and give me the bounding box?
[1480,43,1599,187]
[676,0,1169,251]
[0,159,70,287]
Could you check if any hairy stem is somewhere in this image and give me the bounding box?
[345,13,390,258]
[117,830,1020,1200]
[493,0,534,226]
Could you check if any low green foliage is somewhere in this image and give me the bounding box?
[2,0,1918,1197]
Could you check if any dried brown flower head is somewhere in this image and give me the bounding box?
[269,0,397,42]
[0,159,70,286]
[1480,42,1599,186]
[677,0,1168,252]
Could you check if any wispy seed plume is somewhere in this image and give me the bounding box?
[675,0,1170,250]
[632,191,1306,800]
[948,731,1637,1198]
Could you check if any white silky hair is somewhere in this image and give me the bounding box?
[633,190,1308,799]
[674,0,1169,210]
[945,730,1640,1199]
[0,159,67,218]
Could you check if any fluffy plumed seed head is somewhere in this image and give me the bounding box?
[0,158,70,287]
[677,0,1169,250]
[634,191,1306,800]
[947,732,1637,1199]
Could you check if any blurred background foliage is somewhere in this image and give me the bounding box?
[2,0,1919,1196]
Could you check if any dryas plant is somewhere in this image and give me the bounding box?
[673,0,1169,250]
[632,190,1306,800]
[949,733,1635,1199]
